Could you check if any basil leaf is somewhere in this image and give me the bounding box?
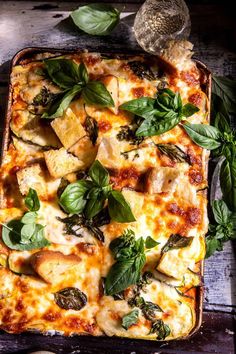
[1,220,49,251]
[82,81,114,107]
[141,300,163,321]
[59,180,93,214]
[122,309,139,330]
[105,253,146,295]
[150,319,171,340]
[25,188,40,211]
[108,190,136,223]
[44,59,87,89]
[84,193,106,219]
[89,160,109,187]
[20,223,37,244]
[84,115,98,145]
[212,199,231,225]
[42,85,82,119]
[21,211,37,224]
[54,287,87,310]
[109,229,136,259]
[182,122,221,150]
[157,143,191,164]
[215,112,231,138]
[220,157,236,212]
[162,234,194,253]
[182,103,199,117]
[205,237,222,258]
[212,76,236,114]
[120,97,156,120]
[145,236,159,249]
[71,4,120,36]
[136,114,180,137]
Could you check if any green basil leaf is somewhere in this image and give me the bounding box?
[214,112,231,135]
[105,253,146,295]
[109,229,136,259]
[71,4,120,36]
[136,114,180,137]
[220,157,236,212]
[122,309,139,330]
[120,97,156,120]
[42,85,82,119]
[150,319,171,340]
[44,59,86,89]
[182,103,199,118]
[82,81,114,107]
[108,190,136,223]
[145,236,159,249]
[25,188,40,211]
[84,194,105,219]
[21,211,37,224]
[162,234,194,253]
[212,199,231,225]
[20,223,37,244]
[59,180,93,214]
[89,160,109,187]
[205,237,222,258]
[182,122,221,150]
[54,287,87,310]
[212,76,236,114]
[211,93,229,122]
[1,220,49,251]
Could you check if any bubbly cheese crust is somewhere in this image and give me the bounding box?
[0,49,208,339]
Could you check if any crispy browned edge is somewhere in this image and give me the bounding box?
[0,47,211,340]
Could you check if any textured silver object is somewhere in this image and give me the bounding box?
[134,0,191,54]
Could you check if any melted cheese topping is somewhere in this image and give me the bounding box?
[0,50,208,339]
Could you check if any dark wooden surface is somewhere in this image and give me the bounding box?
[0,1,235,353]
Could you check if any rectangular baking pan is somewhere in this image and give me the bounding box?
[0,47,211,348]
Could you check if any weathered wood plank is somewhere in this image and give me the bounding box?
[0,312,234,354]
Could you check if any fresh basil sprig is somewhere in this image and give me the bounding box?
[1,189,49,250]
[59,160,135,223]
[40,59,114,118]
[220,150,236,212]
[205,200,235,258]
[121,309,139,330]
[71,4,120,36]
[120,89,199,137]
[105,229,158,295]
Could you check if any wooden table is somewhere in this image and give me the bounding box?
[0,1,235,353]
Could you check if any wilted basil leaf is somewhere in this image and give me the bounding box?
[150,319,171,340]
[71,3,120,36]
[54,287,87,310]
[182,122,221,150]
[108,190,136,223]
[128,61,158,81]
[84,116,98,145]
[82,81,114,107]
[162,234,194,253]
[25,188,40,211]
[122,309,139,330]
